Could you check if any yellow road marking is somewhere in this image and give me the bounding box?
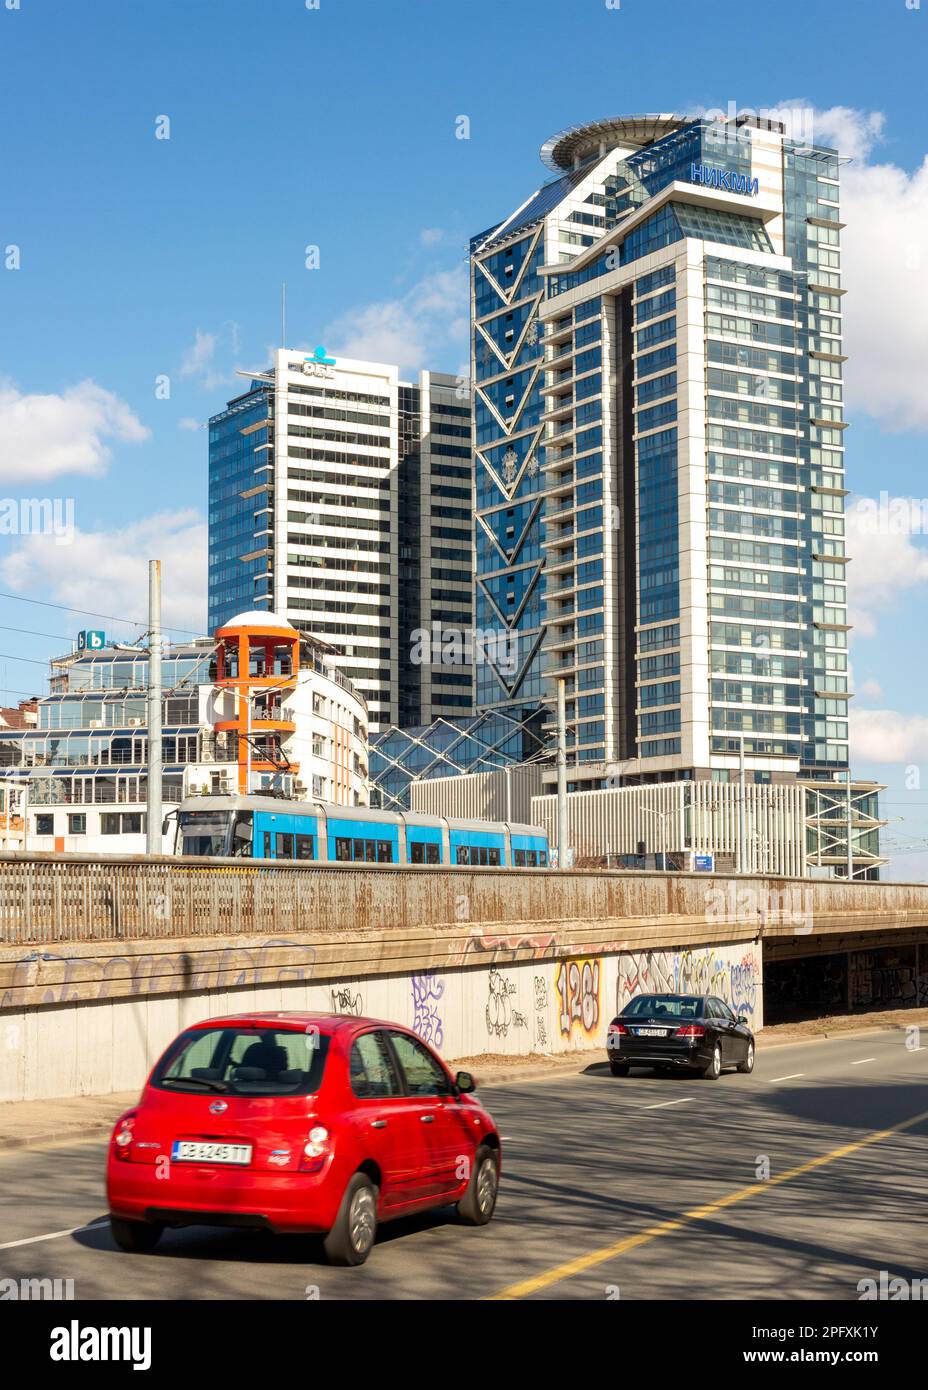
[489,1103,928,1299]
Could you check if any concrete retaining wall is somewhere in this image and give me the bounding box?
[0,936,762,1103]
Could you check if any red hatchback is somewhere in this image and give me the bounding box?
[106,1012,501,1266]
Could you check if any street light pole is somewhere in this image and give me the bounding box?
[146,560,162,855]
[245,685,252,796]
[556,678,568,869]
[737,733,746,874]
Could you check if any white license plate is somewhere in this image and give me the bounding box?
[170,1140,252,1166]
[635,1027,670,1037]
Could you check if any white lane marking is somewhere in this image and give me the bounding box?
[768,1073,804,1082]
[851,1057,876,1065]
[0,1218,109,1252]
[641,1097,696,1111]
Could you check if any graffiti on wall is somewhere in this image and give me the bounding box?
[410,972,445,1048]
[0,939,317,1010]
[556,958,600,1038]
[486,968,524,1038]
[729,955,758,1018]
[454,929,558,968]
[533,975,549,1049]
[616,946,760,1024]
[330,985,363,1016]
[618,951,675,1007]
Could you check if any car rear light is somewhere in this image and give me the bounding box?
[299,1125,330,1173]
[675,1024,707,1038]
[113,1117,135,1160]
[608,1021,628,1036]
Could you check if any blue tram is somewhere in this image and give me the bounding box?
[172,795,550,868]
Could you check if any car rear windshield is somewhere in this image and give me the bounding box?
[621,994,703,1020]
[151,1027,330,1097]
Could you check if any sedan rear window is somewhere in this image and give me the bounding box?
[621,994,702,1020]
[151,1027,330,1097]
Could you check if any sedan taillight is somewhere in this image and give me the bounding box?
[675,1024,707,1038]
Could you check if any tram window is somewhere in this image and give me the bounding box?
[276,833,294,859]
[335,837,352,861]
[538,850,548,865]
[263,831,273,858]
[455,845,468,865]
[377,840,393,863]
[426,843,440,864]
[410,841,425,864]
[488,847,500,866]
[514,849,525,866]
[295,834,315,860]
[478,846,488,866]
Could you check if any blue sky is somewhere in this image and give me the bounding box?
[1,0,927,873]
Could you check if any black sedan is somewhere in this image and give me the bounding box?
[606,993,755,1080]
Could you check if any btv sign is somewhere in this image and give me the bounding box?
[690,163,759,196]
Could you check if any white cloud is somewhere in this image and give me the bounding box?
[0,379,149,485]
[179,323,242,391]
[809,106,885,161]
[323,266,468,375]
[420,228,444,246]
[850,707,928,764]
[693,102,928,430]
[857,678,883,703]
[846,495,928,637]
[783,103,928,431]
[178,417,205,432]
[0,509,207,636]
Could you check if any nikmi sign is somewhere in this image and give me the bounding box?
[689,163,759,196]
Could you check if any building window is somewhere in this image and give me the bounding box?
[102,812,144,835]
[35,814,54,836]
[68,814,86,835]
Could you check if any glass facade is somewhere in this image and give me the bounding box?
[208,384,273,630]
[471,222,548,726]
[369,708,547,811]
[470,114,853,787]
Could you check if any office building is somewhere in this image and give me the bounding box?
[0,612,369,855]
[208,350,473,731]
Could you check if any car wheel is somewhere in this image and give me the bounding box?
[457,1144,499,1226]
[737,1040,755,1074]
[610,1059,630,1077]
[110,1216,163,1254]
[323,1172,378,1266]
[702,1043,722,1080]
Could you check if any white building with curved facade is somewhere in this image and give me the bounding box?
[0,611,369,856]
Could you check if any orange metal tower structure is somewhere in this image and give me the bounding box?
[213,613,300,794]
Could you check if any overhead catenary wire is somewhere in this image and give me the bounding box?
[0,590,204,637]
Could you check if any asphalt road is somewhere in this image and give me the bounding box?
[1,1028,925,1300]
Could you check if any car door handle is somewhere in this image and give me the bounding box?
[371,1120,388,1129]
[420,1114,434,1124]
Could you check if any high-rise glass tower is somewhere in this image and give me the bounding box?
[471,113,852,790]
[208,351,472,731]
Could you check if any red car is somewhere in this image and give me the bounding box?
[106,1012,501,1266]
